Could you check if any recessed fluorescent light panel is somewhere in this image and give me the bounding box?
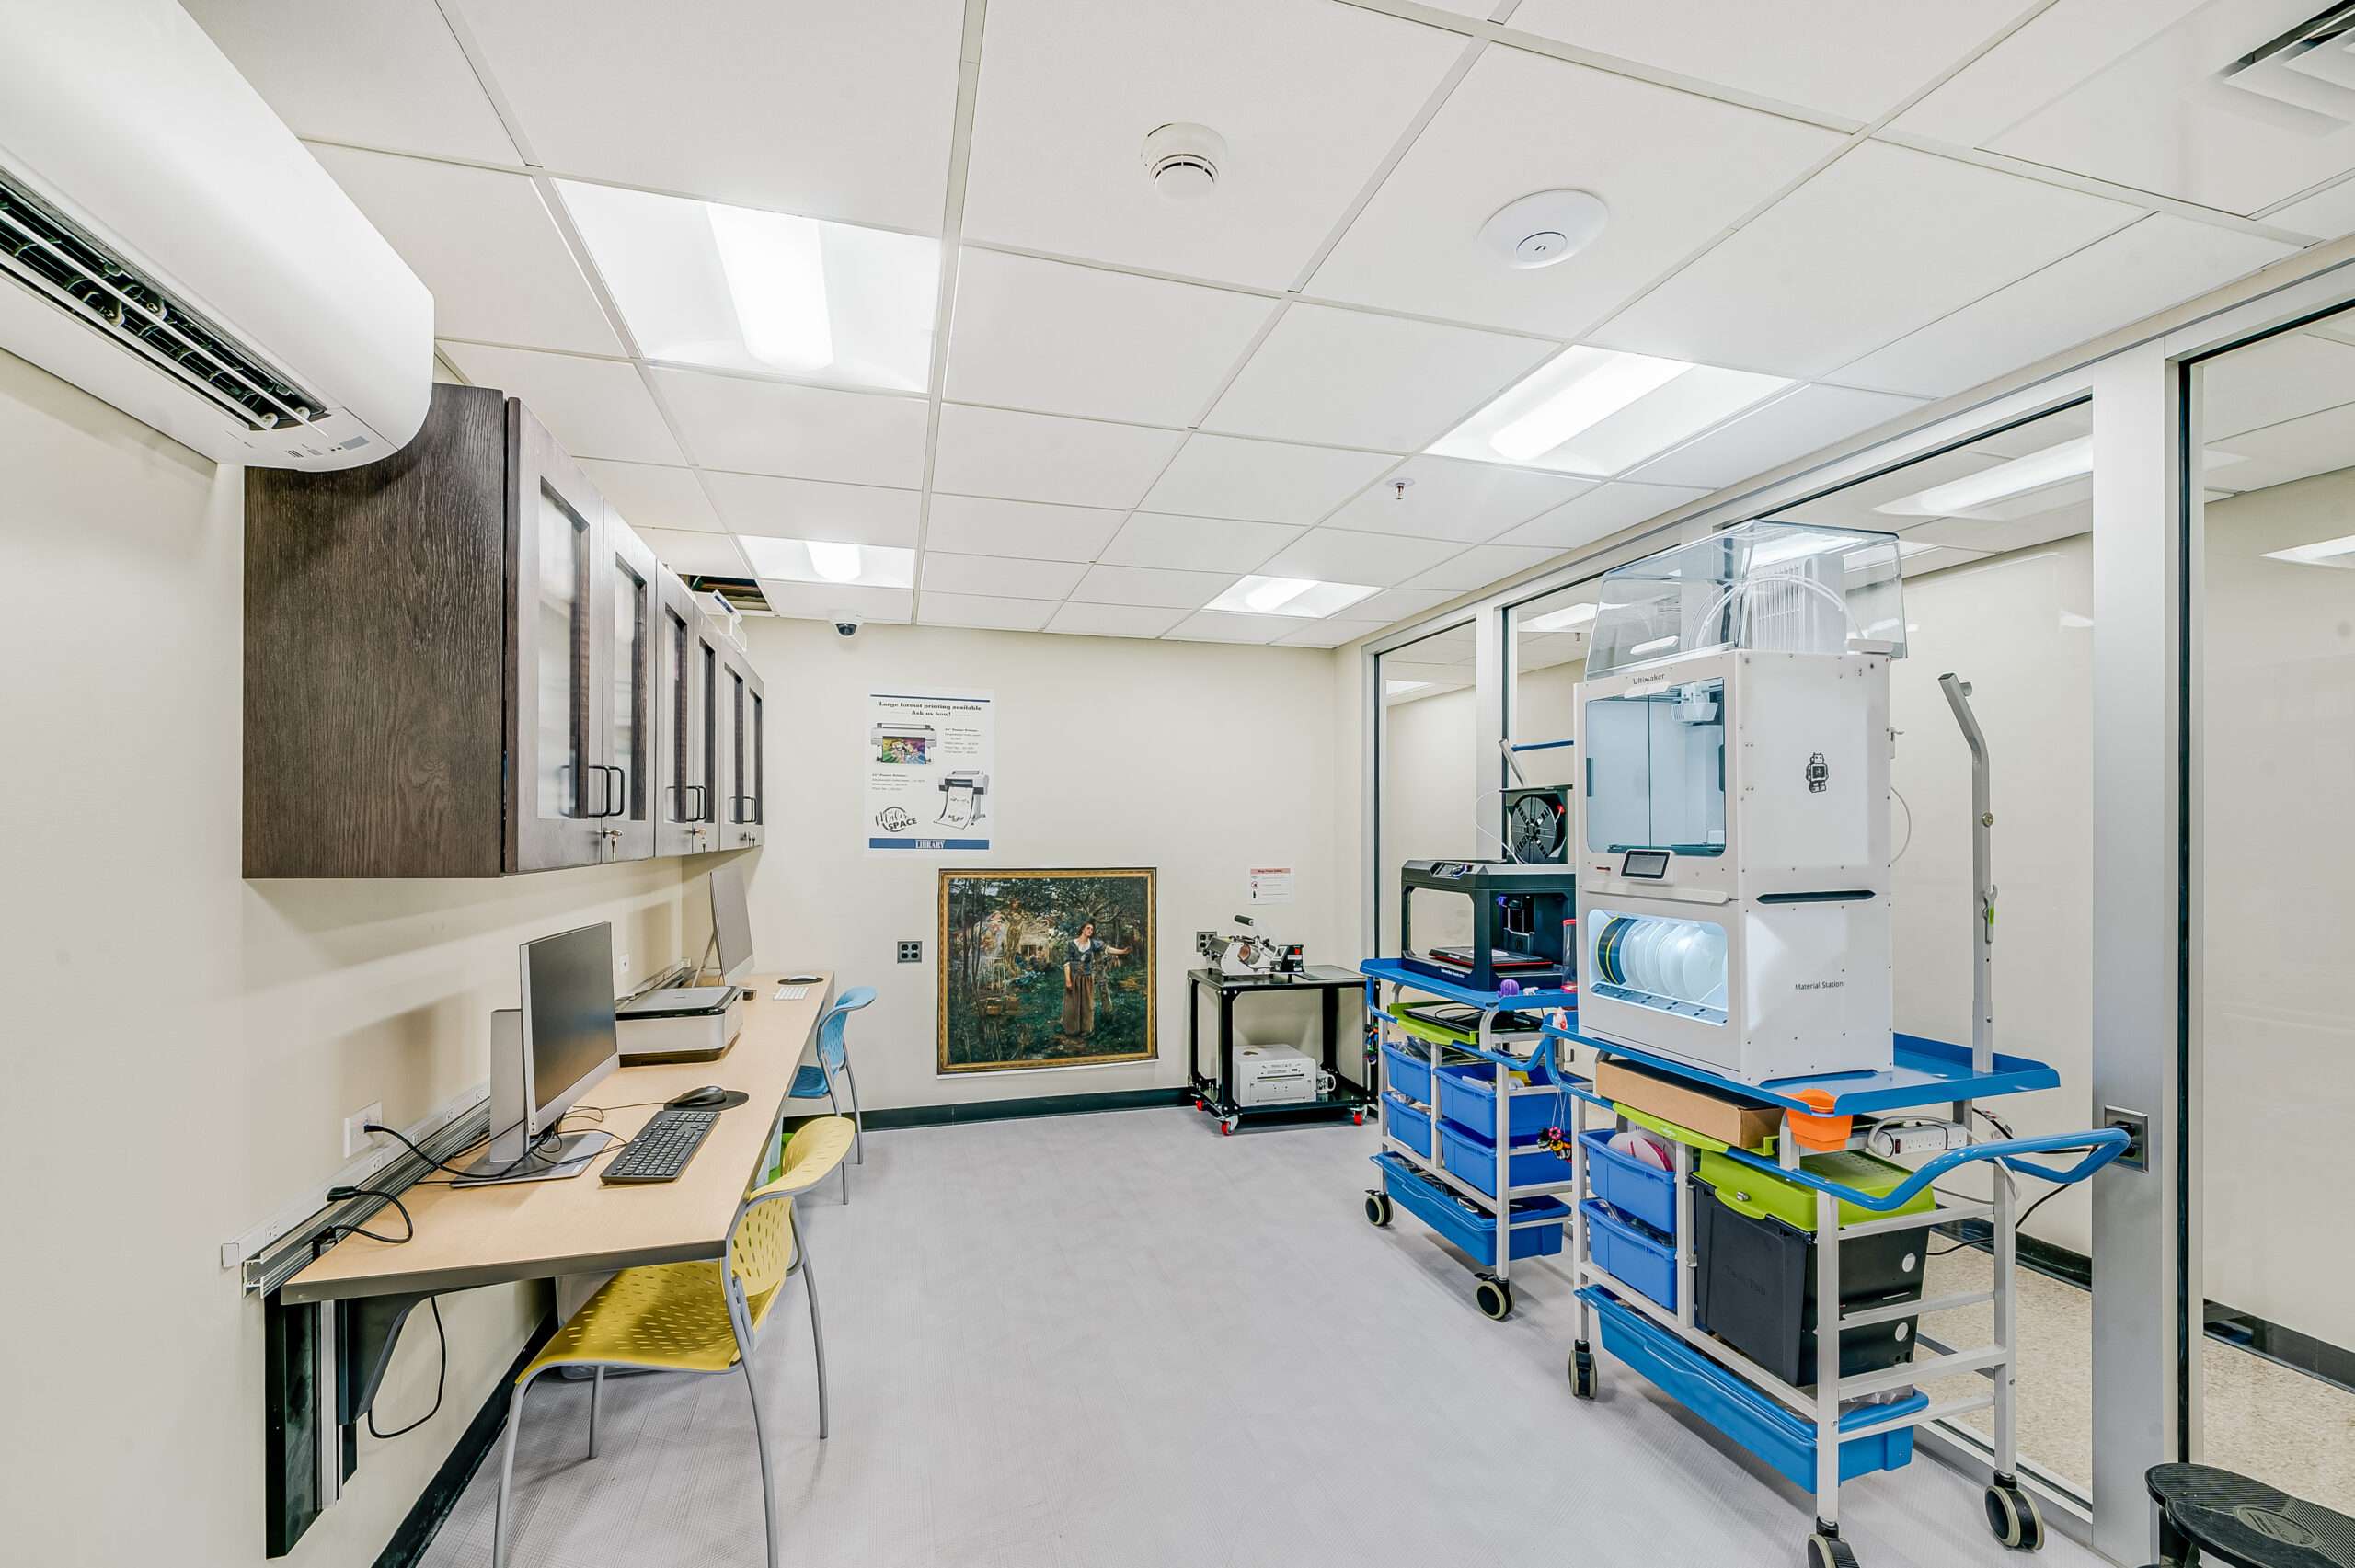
[1384,678,1432,695]
[1520,601,1597,633]
[558,182,938,392]
[2263,532,2355,568]
[1207,576,1377,618]
[1428,346,1791,477]
[738,535,915,588]
[1875,438,2246,521]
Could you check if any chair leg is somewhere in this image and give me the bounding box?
[825,1079,850,1204]
[800,1247,830,1440]
[843,1059,866,1165]
[492,1376,534,1568]
[587,1366,603,1459]
[738,1343,780,1568]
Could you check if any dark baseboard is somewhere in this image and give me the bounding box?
[374,1308,556,1568]
[865,1086,1190,1130]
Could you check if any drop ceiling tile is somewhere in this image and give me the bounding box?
[2195,327,2355,441]
[1320,455,1592,542]
[932,406,1186,509]
[1258,528,1459,587]
[701,472,921,546]
[1141,435,1394,524]
[445,0,963,232]
[1069,564,1234,609]
[1203,305,1554,452]
[923,495,1129,561]
[1309,46,1847,338]
[1097,513,1304,573]
[311,147,619,355]
[187,1,519,163]
[918,592,1065,632]
[648,371,929,487]
[1628,384,1926,489]
[637,527,748,578]
[581,460,723,533]
[757,580,914,623]
[945,249,1280,425]
[1507,0,2024,122]
[1492,481,1710,549]
[1973,1,2355,215]
[1836,216,2301,398]
[1275,618,1387,647]
[1350,587,1457,623]
[1591,142,2140,379]
[1403,543,1562,593]
[2268,176,2355,240]
[921,553,1090,599]
[1044,601,1192,638]
[1165,610,1297,644]
[1891,0,2206,149]
[961,0,1463,288]
[441,345,684,464]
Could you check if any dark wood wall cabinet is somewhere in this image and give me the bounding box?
[246,383,765,878]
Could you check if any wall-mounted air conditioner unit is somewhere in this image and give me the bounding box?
[0,0,431,469]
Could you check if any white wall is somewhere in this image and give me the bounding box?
[2199,467,2355,1348]
[0,349,690,1567]
[1377,683,1478,956]
[733,617,1345,1111]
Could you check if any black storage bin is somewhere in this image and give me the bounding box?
[1692,1175,1931,1387]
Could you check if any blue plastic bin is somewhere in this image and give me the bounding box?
[1382,1092,1433,1158]
[1373,1152,1567,1266]
[1583,1199,1678,1310]
[1380,1039,1434,1104]
[1440,1119,1572,1197]
[1581,1127,1679,1235]
[1434,1064,1557,1142]
[1582,1287,1925,1489]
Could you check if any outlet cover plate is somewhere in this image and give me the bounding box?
[897,940,923,964]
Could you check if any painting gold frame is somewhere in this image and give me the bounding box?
[936,867,1156,1075]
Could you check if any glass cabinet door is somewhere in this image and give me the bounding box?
[694,618,724,853]
[602,518,659,862]
[654,576,698,857]
[508,405,607,872]
[744,674,766,846]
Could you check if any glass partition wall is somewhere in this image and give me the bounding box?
[2187,310,2355,1514]
[1374,622,1480,957]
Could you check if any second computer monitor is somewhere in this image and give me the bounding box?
[462,921,619,1184]
[711,859,754,984]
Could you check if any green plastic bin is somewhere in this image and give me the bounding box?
[1693,1147,1934,1232]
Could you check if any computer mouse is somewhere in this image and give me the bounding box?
[669,1085,731,1109]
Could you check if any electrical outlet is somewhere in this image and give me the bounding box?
[897,939,923,964]
[342,1102,384,1161]
[617,951,630,976]
[2103,1106,2150,1172]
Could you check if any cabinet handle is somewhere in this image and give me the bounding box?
[604,765,626,819]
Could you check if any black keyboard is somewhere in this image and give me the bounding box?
[601,1107,718,1184]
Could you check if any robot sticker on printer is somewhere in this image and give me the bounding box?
[866,690,995,853]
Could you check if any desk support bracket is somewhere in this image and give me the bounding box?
[337,1291,433,1427]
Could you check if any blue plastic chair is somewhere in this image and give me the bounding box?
[789,987,873,1202]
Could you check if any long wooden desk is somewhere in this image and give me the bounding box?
[281,971,833,1306]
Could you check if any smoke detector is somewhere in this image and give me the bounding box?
[1479,189,1609,269]
[1143,122,1226,200]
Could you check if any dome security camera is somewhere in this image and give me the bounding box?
[833,613,865,638]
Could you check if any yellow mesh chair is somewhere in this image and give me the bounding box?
[492,1116,856,1568]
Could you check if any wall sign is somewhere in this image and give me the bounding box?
[867,691,994,852]
[1246,865,1295,905]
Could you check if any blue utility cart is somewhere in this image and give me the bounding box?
[1551,1020,2128,1568]
[1359,957,1581,1322]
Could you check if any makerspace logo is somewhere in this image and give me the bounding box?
[876,806,918,833]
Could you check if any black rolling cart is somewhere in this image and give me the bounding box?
[1187,965,1373,1135]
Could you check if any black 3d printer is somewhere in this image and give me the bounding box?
[1398,858,1578,993]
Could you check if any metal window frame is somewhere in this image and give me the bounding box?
[1353,249,2355,1566]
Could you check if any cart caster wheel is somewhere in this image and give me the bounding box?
[1984,1479,2043,1551]
[1805,1530,1859,1568]
[1475,1276,1513,1321]
[1568,1345,1597,1400]
[1364,1191,1392,1228]
[1221,1117,1236,1136]
[1352,1110,1365,1127]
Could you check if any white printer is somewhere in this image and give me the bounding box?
[1230,1044,1317,1107]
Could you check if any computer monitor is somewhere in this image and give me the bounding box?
[457,922,620,1185]
[710,859,754,986]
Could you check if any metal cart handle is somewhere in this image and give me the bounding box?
[1713,1127,2131,1213]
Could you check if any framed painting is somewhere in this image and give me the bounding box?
[938,868,1155,1074]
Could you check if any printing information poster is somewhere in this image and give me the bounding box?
[866,690,994,852]
[1247,866,1295,905]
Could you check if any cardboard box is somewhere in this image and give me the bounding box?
[1596,1058,1782,1150]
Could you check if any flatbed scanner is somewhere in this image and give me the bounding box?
[615,985,743,1064]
